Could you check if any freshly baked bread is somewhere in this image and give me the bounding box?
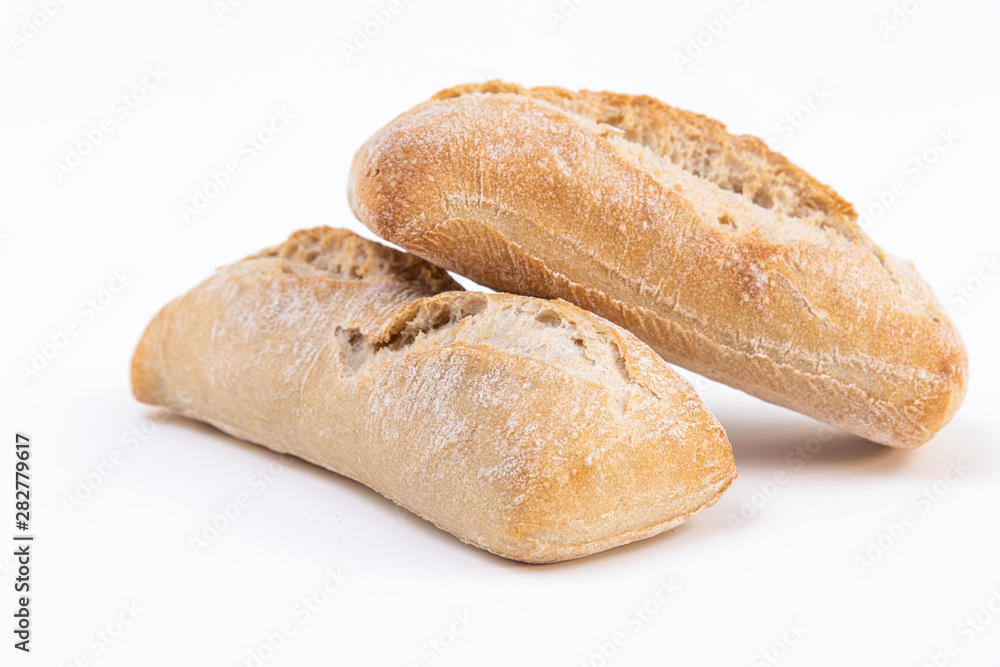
[131,227,736,563]
[348,81,968,448]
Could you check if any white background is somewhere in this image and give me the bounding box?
[3,0,999,665]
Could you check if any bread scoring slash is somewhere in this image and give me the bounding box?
[348,81,968,448]
[131,227,736,563]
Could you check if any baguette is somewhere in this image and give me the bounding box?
[131,227,736,563]
[348,81,968,448]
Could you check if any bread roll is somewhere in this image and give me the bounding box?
[348,81,968,448]
[131,227,736,563]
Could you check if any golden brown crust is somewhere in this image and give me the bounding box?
[131,227,736,563]
[435,81,858,224]
[350,84,968,448]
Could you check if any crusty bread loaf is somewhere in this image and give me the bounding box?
[131,227,736,563]
[348,81,968,448]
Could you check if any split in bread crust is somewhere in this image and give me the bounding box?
[132,227,736,563]
[349,82,968,448]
